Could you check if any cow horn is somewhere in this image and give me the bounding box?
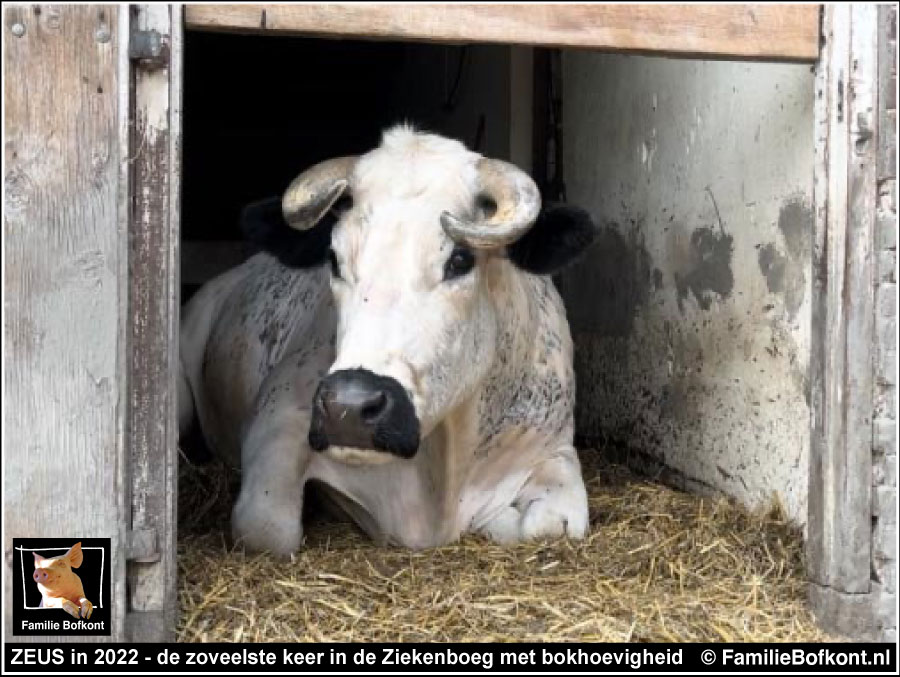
[282,156,358,231]
[440,158,541,249]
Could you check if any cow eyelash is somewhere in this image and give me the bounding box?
[328,249,342,280]
[443,246,476,281]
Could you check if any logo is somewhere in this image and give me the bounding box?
[12,538,111,636]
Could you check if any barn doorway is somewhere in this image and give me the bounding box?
[176,23,831,643]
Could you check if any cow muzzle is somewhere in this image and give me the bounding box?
[309,368,420,459]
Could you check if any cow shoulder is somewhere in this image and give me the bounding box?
[507,202,598,275]
[241,196,333,269]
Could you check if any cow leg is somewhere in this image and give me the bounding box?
[481,445,588,543]
[231,407,313,557]
[518,445,589,539]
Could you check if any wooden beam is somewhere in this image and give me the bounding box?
[126,3,182,643]
[3,3,127,641]
[185,4,820,62]
[808,2,879,614]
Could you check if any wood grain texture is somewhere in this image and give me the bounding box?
[185,4,820,62]
[808,3,879,610]
[841,1,878,592]
[3,4,127,641]
[807,0,835,594]
[126,3,181,642]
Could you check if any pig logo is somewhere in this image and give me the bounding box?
[32,542,93,620]
[14,537,110,635]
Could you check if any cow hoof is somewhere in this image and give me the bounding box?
[480,505,524,544]
[80,599,93,619]
[520,497,588,541]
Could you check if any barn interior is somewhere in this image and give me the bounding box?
[179,29,825,641]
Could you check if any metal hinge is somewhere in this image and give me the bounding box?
[129,28,169,69]
[126,528,160,563]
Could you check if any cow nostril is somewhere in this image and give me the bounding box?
[312,369,418,456]
[360,391,388,423]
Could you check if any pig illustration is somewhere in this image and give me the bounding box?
[32,543,93,620]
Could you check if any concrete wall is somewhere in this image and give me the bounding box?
[559,54,815,524]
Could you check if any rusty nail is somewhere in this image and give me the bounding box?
[95,27,110,43]
[11,23,25,37]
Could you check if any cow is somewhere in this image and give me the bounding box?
[178,125,598,555]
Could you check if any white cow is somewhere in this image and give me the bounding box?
[179,125,597,555]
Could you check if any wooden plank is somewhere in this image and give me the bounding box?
[185,4,820,62]
[126,3,181,642]
[840,1,878,591]
[3,4,127,641]
[807,0,836,593]
[808,3,879,605]
[810,0,852,594]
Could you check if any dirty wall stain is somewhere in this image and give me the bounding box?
[674,225,734,311]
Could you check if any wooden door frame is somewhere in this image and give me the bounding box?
[184,4,821,62]
[120,3,892,641]
[807,3,894,640]
[124,3,182,642]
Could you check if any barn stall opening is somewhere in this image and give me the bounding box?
[4,4,896,643]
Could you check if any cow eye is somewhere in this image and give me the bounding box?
[443,246,475,281]
[328,249,342,279]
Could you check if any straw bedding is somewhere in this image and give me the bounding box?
[177,448,833,642]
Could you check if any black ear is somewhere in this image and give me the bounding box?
[241,196,334,269]
[507,202,598,275]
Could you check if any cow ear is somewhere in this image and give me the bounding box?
[64,542,83,569]
[507,202,598,275]
[241,196,334,269]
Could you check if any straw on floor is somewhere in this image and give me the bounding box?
[176,448,832,642]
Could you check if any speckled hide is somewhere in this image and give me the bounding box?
[179,126,591,555]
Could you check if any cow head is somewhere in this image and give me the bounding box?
[243,127,596,463]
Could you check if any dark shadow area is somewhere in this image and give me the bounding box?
[182,30,511,247]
